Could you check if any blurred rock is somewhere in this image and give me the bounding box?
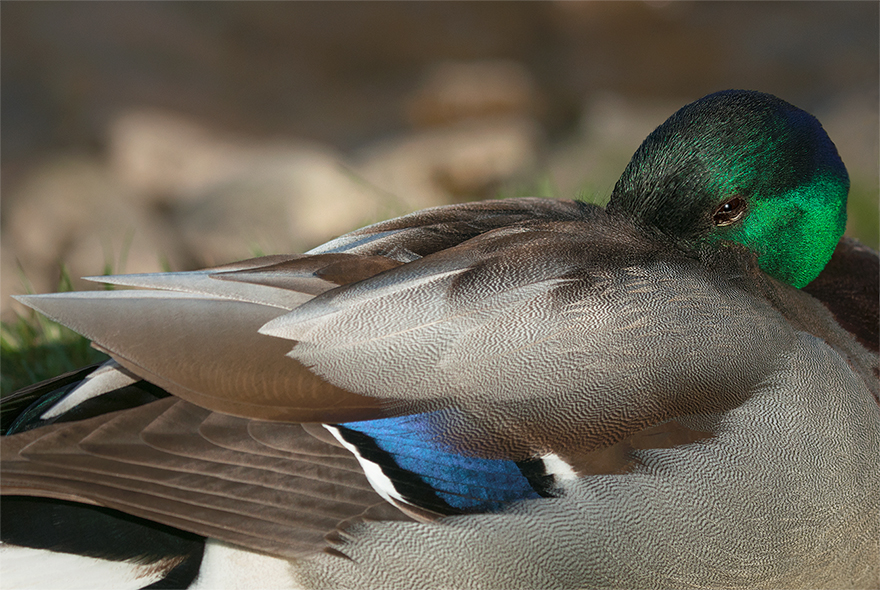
[169,144,395,265]
[3,98,554,319]
[108,109,278,203]
[2,155,188,317]
[370,60,545,208]
[548,93,681,202]
[103,109,415,266]
[356,118,544,210]
[0,139,400,319]
[279,151,402,250]
[406,60,540,128]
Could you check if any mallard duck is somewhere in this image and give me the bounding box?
[1,90,877,589]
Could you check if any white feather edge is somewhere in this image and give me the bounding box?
[323,425,410,508]
[540,453,578,481]
[40,360,138,420]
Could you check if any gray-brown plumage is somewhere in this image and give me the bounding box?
[1,90,877,589]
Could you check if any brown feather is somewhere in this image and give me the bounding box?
[18,292,387,423]
[0,397,408,558]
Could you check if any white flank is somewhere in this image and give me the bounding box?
[0,543,171,590]
[189,539,300,590]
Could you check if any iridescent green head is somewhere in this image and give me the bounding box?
[607,90,848,288]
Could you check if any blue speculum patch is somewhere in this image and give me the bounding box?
[338,414,543,513]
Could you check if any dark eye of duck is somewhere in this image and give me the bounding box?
[712,196,747,227]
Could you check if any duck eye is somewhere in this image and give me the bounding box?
[712,196,747,227]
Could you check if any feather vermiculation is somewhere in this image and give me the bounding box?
[2,90,877,589]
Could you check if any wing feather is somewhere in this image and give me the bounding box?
[1,398,400,558]
[266,221,793,460]
[14,291,383,422]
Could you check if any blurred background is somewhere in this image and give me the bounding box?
[2,1,878,320]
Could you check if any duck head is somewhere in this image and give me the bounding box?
[607,89,849,288]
